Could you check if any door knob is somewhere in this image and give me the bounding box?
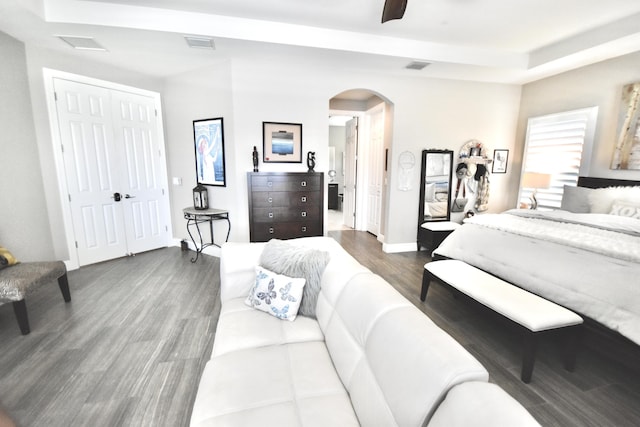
[124,194,135,199]
[112,192,122,202]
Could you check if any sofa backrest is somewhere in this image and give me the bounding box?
[316,269,489,427]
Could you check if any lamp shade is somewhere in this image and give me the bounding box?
[522,172,551,189]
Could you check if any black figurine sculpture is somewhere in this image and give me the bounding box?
[252,146,259,172]
[307,151,316,172]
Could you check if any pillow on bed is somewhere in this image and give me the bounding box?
[589,186,640,213]
[560,185,593,213]
[609,200,640,219]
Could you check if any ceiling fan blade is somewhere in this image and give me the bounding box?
[381,0,408,23]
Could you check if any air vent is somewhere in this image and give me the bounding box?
[57,36,107,51]
[184,36,215,50]
[405,61,430,70]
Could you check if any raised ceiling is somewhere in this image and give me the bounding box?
[1,0,640,83]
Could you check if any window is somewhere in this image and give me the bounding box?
[518,107,598,210]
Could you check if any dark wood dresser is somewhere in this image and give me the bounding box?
[247,172,324,242]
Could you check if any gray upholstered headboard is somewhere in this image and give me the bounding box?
[577,176,640,188]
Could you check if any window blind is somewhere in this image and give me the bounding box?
[519,107,598,210]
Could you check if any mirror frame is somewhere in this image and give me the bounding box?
[417,149,454,223]
[417,149,454,251]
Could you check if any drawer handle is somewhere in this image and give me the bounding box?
[268,197,273,203]
[268,212,274,218]
[302,226,307,232]
[301,211,307,218]
[301,196,307,203]
[269,227,274,234]
[301,181,307,187]
[267,181,273,187]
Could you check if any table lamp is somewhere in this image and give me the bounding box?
[522,172,551,209]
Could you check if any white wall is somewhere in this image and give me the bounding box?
[0,32,54,261]
[515,51,640,207]
[216,58,522,246]
[328,126,345,189]
[162,61,235,245]
[14,39,522,257]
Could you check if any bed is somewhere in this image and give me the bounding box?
[433,177,640,349]
[423,180,450,219]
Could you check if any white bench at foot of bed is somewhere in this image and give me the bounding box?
[421,259,584,383]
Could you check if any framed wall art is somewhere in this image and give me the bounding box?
[611,81,640,170]
[193,117,226,186]
[263,122,302,163]
[492,149,509,173]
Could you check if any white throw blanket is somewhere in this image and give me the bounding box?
[464,210,640,263]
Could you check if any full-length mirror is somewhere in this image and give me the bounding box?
[417,149,453,249]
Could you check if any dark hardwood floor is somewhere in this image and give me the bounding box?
[1,232,639,426]
[330,230,640,427]
[0,248,220,427]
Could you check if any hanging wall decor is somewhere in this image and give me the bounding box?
[263,122,303,163]
[611,82,640,170]
[193,117,226,186]
[492,149,509,173]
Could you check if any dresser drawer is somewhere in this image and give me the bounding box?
[250,174,321,192]
[252,207,320,223]
[251,191,320,208]
[251,222,322,242]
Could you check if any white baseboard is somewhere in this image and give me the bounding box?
[382,242,417,253]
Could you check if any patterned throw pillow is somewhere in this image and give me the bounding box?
[609,200,640,219]
[245,266,306,321]
[0,246,18,271]
[258,239,330,319]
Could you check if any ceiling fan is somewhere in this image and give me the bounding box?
[381,0,408,23]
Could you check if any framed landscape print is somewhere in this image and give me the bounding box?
[193,117,226,186]
[263,122,302,163]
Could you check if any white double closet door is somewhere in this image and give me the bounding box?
[51,76,170,266]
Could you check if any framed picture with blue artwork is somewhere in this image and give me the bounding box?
[262,122,302,163]
[193,117,226,186]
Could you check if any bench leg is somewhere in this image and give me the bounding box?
[58,273,71,302]
[521,332,538,383]
[420,270,432,301]
[563,325,582,372]
[12,300,30,335]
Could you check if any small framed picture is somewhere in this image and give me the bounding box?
[263,122,302,163]
[193,117,226,186]
[492,149,509,174]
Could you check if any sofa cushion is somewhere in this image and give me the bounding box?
[259,239,330,318]
[191,341,359,426]
[318,272,489,426]
[212,299,324,358]
[427,381,541,427]
[245,266,306,321]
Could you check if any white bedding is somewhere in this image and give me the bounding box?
[465,209,640,262]
[434,209,640,346]
[425,201,448,218]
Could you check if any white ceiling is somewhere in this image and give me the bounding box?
[1,0,640,84]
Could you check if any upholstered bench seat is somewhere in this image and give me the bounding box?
[0,261,71,334]
[422,259,583,383]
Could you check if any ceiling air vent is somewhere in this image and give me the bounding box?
[57,36,107,51]
[184,36,216,50]
[405,61,430,70]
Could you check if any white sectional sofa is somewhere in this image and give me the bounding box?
[190,237,540,426]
